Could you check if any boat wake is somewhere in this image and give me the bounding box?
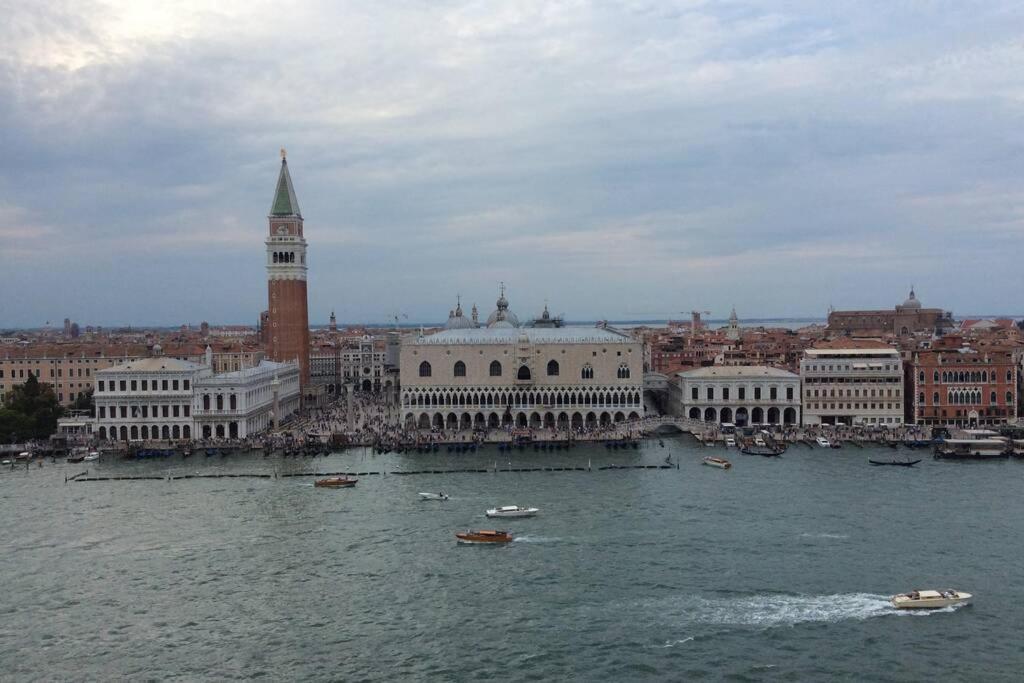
[651,593,900,628]
[799,532,849,540]
[512,535,563,544]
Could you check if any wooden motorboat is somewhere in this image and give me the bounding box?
[419,492,449,501]
[891,589,971,609]
[869,459,921,467]
[703,456,731,469]
[314,476,357,488]
[486,505,539,518]
[740,445,783,457]
[815,437,831,448]
[456,529,513,544]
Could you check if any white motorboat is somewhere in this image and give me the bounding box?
[83,451,100,462]
[486,505,539,518]
[753,436,767,447]
[724,436,736,448]
[703,456,732,469]
[891,589,972,609]
[816,437,831,448]
[418,492,449,501]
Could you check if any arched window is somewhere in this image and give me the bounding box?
[617,363,630,379]
[517,365,532,381]
[1007,370,1013,382]
[419,361,432,377]
[919,392,925,404]
[581,364,594,380]
[453,361,466,377]
[990,391,997,404]
[982,371,988,382]
[933,392,939,405]
[273,252,278,263]
[919,371,924,382]
[547,360,559,376]
[933,371,939,383]
[489,360,502,377]
[1007,391,1014,404]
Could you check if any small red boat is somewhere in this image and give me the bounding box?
[456,529,513,544]
[314,477,357,488]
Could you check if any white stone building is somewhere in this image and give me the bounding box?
[670,365,800,426]
[800,341,904,426]
[401,326,643,430]
[94,357,211,442]
[194,360,301,439]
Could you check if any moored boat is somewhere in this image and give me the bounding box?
[456,529,513,544]
[815,437,831,448]
[486,505,539,518]
[702,456,731,469]
[869,459,921,467]
[83,451,100,462]
[314,476,358,488]
[724,436,736,448]
[891,589,971,609]
[740,445,783,457]
[934,438,1009,460]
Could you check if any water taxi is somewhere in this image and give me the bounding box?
[724,436,737,448]
[934,438,1009,459]
[891,589,972,609]
[456,529,513,544]
[815,437,831,448]
[486,505,539,518]
[419,492,449,501]
[702,456,731,469]
[314,476,358,488]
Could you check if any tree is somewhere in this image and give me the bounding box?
[1,374,64,441]
[71,388,95,416]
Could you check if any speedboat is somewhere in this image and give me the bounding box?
[703,456,731,469]
[419,492,449,501]
[724,436,736,448]
[456,529,513,544]
[891,589,972,609]
[314,476,357,488]
[753,436,767,447]
[83,451,100,462]
[816,437,831,448]
[486,505,539,518]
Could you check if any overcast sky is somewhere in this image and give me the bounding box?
[2,1,1022,328]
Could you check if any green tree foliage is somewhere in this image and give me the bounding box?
[0,374,64,442]
[71,388,95,416]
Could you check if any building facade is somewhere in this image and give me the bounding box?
[265,152,311,386]
[910,349,1018,427]
[94,358,211,441]
[801,341,904,426]
[310,336,390,393]
[194,360,301,439]
[670,365,801,426]
[400,326,643,430]
[827,288,955,337]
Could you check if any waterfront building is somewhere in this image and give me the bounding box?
[193,360,300,439]
[264,151,311,386]
[827,288,955,337]
[400,292,642,430]
[909,348,1018,427]
[310,335,390,394]
[94,356,211,441]
[800,340,904,426]
[670,365,800,426]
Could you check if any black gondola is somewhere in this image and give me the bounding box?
[869,459,922,467]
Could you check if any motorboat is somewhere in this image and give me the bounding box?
[456,529,513,544]
[740,445,783,457]
[724,436,737,448]
[891,589,972,609]
[486,505,539,518]
[83,451,100,462]
[419,492,449,501]
[702,456,731,469]
[753,436,767,447]
[67,448,87,463]
[314,476,358,488]
[815,437,831,448]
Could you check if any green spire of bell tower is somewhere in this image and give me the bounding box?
[270,148,302,218]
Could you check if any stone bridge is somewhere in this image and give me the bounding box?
[639,415,705,434]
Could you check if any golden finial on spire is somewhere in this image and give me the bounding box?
[280,147,287,160]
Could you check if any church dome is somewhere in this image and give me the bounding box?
[900,288,922,310]
[444,299,476,330]
[486,284,520,328]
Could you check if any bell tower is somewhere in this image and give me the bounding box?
[265,149,310,385]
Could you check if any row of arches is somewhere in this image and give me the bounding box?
[272,251,299,264]
[418,360,629,380]
[201,423,240,439]
[201,394,237,411]
[925,369,1013,384]
[939,389,1014,405]
[402,387,642,410]
[687,406,798,425]
[405,410,642,430]
[98,424,192,441]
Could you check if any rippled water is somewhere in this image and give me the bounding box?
[2,439,1022,681]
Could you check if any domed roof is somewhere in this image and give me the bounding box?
[486,283,520,328]
[444,299,476,330]
[900,288,922,310]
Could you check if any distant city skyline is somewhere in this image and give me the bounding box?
[2,2,1024,327]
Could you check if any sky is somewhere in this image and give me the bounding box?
[1,1,1023,328]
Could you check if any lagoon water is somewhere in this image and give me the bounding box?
[2,438,1022,681]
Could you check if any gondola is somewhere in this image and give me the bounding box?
[868,459,921,467]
